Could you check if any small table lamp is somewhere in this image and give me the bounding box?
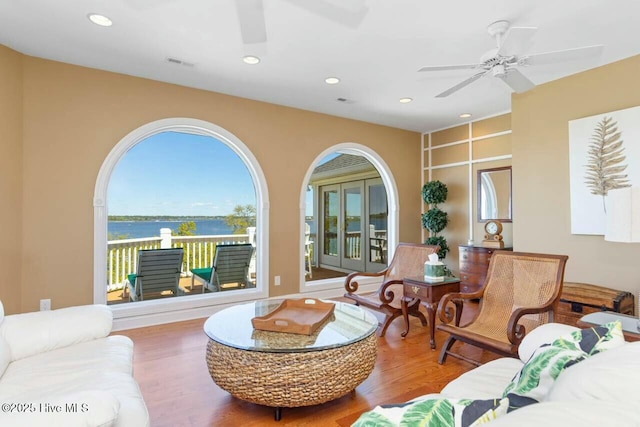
[604,187,640,330]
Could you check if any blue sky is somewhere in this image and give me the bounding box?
[108,132,256,216]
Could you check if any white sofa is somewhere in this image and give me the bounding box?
[436,322,640,426]
[0,301,149,427]
[355,322,640,426]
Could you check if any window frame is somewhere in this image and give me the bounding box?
[299,144,399,293]
[93,118,269,328]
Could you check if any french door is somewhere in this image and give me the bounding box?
[341,181,365,271]
[319,179,387,272]
[320,184,340,268]
[366,178,388,270]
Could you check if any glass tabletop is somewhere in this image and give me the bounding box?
[203,300,377,353]
[580,311,640,334]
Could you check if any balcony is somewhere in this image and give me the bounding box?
[106,228,382,305]
[107,228,252,304]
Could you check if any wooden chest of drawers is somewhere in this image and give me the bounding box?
[458,245,513,293]
[557,282,634,327]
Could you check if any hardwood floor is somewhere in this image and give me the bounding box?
[305,266,348,281]
[117,301,499,427]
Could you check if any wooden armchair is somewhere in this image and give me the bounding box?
[436,251,568,366]
[344,242,439,337]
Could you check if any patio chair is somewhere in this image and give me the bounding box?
[125,248,184,301]
[191,243,254,292]
[344,242,439,337]
[369,224,387,264]
[436,251,568,366]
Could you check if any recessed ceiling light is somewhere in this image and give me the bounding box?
[459,113,472,118]
[399,98,413,104]
[325,77,340,85]
[87,13,113,27]
[243,55,260,65]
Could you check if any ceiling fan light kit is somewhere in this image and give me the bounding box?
[419,19,604,98]
[491,64,506,77]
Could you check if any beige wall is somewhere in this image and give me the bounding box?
[2,51,422,313]
[512,54,640,296]
[424,114,512,275]
[0,46,23,314]
[8,46,638,313]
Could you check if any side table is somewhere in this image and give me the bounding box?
[401,276,461,349]
[577,311,640,342]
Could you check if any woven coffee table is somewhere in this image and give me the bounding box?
[204,300,378,420]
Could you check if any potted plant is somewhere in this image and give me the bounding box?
[421,180,450,262]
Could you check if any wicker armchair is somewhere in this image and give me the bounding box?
[436,251,568,366]
[344,242,439,337]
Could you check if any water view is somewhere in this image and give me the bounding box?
[108,217,384,239]
[108,218,233,239]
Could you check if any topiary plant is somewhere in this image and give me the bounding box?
[421,180,450,263]
[421,208,448,234]
[425,235,450,260]
[422,180,448,205]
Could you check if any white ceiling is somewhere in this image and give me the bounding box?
[1,0,639,132]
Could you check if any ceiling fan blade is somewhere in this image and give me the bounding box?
[497,26,538,56]
[498,68,535,93]
[436,71,487,98]
[283,0,368,29]
[236,0,267,44]
[519,44,604,66]
[419,64,482,72]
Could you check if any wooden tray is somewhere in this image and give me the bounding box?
[251,298,335,335]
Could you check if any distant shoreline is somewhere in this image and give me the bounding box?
[109,215,315,222]
[108,215,225,222]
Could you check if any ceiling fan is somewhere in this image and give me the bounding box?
[235,0,368,44]
[419,20,604,98]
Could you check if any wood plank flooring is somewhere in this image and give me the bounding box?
[117,301,499,427]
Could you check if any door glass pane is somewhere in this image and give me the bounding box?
[323,190,338,256]
[344,187,362,260]
[369,183,388,264]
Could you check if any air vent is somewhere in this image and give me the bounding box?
[166,57,195,67]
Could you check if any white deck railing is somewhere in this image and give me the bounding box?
[345,230,387,262]
[170,234,251,272]
[107,228,386,291]
[107,228,250,291]
[345,231,361,259]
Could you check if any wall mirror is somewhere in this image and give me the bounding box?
[477,166,512,222]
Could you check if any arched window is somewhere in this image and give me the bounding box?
[94,119,269,327]
[299,144,399,293]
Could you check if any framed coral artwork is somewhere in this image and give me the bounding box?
[568,105,640,235]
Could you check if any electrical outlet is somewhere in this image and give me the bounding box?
[274,275,281,286]
[40,299,51,311]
